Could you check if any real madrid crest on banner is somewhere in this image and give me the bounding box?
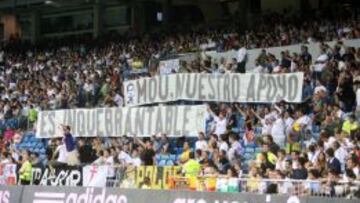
[126,83,135,105]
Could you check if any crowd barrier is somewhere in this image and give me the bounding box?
[23,164,360,199]
[0,185,359,203]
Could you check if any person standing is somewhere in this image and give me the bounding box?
[19,150,32,185]
[236,42,247,73]
[62,125,79,166]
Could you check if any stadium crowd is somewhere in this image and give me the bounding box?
[0,7,359,196]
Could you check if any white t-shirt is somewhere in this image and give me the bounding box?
[130,157,142,167]
[227,141,241,161]
[261,119,272,135]
[353,167,360,178]
[83,82,94,93]
[307,152,317,164]
[324,137,336,150]
[219,142,229,152]
[56,145,68,163]
[105,156,115,177]
[335,147,348,165]
[118,151,132,164]
[0,159,10,165]
[195,140,208,151]
[271,118,286,145]
[275,159,286,171]
[285,117,294,129]
[313,53,328,72]
[294,115,312,131]
[336,110,345,119]
[237,47,247,63]
[214,116,227,136]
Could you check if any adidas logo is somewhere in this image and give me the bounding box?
[33,188,127,203]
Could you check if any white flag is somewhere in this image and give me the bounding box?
[82,165,109,187]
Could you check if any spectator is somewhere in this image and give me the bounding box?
[326,148,342,175]
[62,125,79,166]
[346,156,359,179]
[182,152,201,178]
[195,132,207,151]
[291,157,308,180]
[179,141,192,163]
[19,150,32,185]
[78,138,96,164]
[333,141,348,171]
[227,133,242,162]
[136,137,156,166]
[342,114,359,135]
[30,152,43,169]
[208,106,227,137]
[236,42,247,73]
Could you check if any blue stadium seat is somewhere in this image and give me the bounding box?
[175,147,183,155]
[244,147,255,154]
[39,148,46,154]
[166,160,174,166]
[158,159,167,167]
[169,154,177,161]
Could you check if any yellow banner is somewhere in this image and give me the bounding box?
[122,166,181,189]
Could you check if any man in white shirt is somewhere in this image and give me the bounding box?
[236,43,247,73]
[195,132,208,151]
[333,141,348,171]
[53,142,68,165]
[118,148,132,165]
[130,148,141,167]
[319,131,336,150]
[208,106,227,137]
[271,114,286,147]
[93,149,115,178]
[213,114,227,137]
[227,134,242,162]
[219,134,229,152]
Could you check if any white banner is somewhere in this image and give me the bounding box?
[159,59,180,75]
[36,105,206,138]
[124,73,303,106]
[82,165,109,187]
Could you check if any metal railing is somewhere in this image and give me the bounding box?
[105,166,360,199]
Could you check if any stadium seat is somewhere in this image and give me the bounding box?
[169,154,177,161]
[158,159,167,167]
[166,160,174,166]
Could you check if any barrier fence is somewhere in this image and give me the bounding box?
[13,164,359,199]
[1,185,359,203]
